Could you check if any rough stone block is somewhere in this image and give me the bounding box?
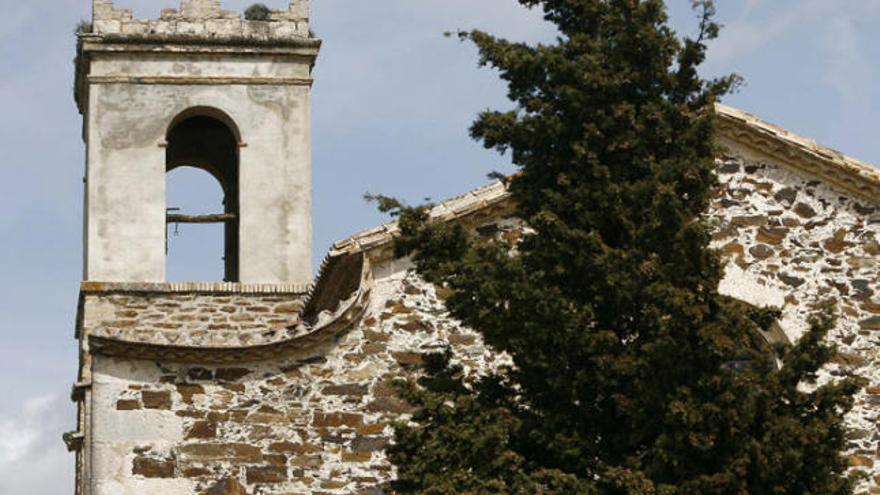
[177,443,263,463]
[207,477,247,495]
[132,457,175,478]
[93,20,122,34]
[322,383,368,396]
[176,21,206,36]
[312,412,363,427]
[351,436,387,453]
[268,442,319,454]
[142,391,172,410]
[246,465,288,484]
[185,420,217,439]
[205,19,242,37]
[116,399,141,410]
[271,23,300,38]
[121,21,149,36]
[341,451,371,463]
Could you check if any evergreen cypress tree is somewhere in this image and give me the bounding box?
[375,1,862,493]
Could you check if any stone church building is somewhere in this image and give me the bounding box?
[67,1,879,494]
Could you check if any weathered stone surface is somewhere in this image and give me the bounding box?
[177,443,263,463]
[323,383,368,396]
[132,457,175,478]
[269,442,319,454]
[718,162,741,174]
[81,292,307,349]
[823,228,850,254]
[207,477,248,495]
[246,466,288,484]
[774,187,798,205]
[312,412,363,428]
[116,399,140,410]
[861,317,880,331]
[341,451,372,463]
[141,391,172,410]
[352,436,387,452]
[176,383,205,404]
[749,244,775,260]
[186,420,217,439]
[216,368,251,381]
[793,202,817,218]
[731,215,768,227]
[756,227,788,245]
[391,352,423,367]
[778,273,806,288]
[448,334,477,346]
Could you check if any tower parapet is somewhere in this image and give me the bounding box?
[90,0,310,39]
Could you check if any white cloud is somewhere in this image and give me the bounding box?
[820,15,870,101]
[710,1,878,62]
[0,396,73,495]
[0,396,54,463]
[709,1,827,63]
[704,0,879,100]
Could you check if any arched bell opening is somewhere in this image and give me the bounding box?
[166,109,240,282]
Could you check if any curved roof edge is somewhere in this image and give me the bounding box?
[84,253,371,364]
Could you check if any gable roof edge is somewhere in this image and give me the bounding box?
[328,181,515,259]
[714,103,879,204]
[329,105,879,263]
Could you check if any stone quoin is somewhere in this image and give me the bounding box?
[67,1,880,494]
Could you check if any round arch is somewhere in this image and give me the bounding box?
[164,107,241,282]
[166,106,243,144]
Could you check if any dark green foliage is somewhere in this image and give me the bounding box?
[244,3,271,21]
[381,1,862,494]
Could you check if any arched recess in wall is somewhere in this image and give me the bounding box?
[165,107,241,282]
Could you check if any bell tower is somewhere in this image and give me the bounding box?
[68,2,320,494]
[75,0,319,285]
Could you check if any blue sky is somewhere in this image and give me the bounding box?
[0,1,878,492]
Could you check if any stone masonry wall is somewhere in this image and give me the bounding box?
[83,153,877,495]
[709,152,879,493]
[88,262,502,494]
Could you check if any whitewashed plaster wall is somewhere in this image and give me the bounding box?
[84,53,313,284]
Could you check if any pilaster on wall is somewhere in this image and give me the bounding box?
[91,0,310,38]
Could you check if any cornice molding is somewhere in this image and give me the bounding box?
[714,104,879,204]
